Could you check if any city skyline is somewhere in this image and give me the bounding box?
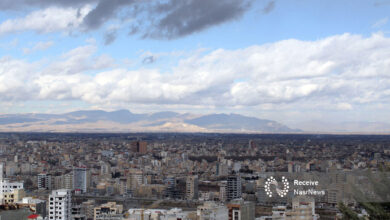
[0,132,388,219]
[1,0,390,132]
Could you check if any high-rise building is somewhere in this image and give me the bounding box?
[48,189,72,220]
[129,169,143,190]
[38,173,52,190]
[63,173,73,190]
[53,175,64,190]
[164,176,176,198]
[100,162,111,176]
[131,141,148,154]
[118,178,127,195]
[216,163,229,177]
[186,175,199,200]
[73,167,88,193]
[219,181,227,202]
[227,175,242,201]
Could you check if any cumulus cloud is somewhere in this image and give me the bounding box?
[1,33,390,110]
[0,57,38,101]
[0,5,92,35]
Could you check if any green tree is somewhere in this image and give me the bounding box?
[338,202,362,220]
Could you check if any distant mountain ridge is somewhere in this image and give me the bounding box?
[185,113,294,132]
[0,109,300,133]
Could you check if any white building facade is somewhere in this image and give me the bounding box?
[48,189,72,220]
[0,163,24,204]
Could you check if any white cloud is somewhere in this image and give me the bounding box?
[23,41,54,54]
[337,103,353,110]
[1,33,390,113]
[372,17,388,28]
[0,57,38,101]
[42,45,114,75]
[0,5,92,35]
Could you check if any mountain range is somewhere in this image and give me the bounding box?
[0,109,299,133]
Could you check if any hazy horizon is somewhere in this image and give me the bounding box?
[1,108,390,134]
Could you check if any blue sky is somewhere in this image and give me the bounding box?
[0,0,390,131]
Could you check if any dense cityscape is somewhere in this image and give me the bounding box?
[0,133,389,219]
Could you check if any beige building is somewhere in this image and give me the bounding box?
[94,202,123,220]
[2,189,25,204]
[64,173,73,190]
[0,176,24,204]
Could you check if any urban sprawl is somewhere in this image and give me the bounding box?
[0,133,389,220]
